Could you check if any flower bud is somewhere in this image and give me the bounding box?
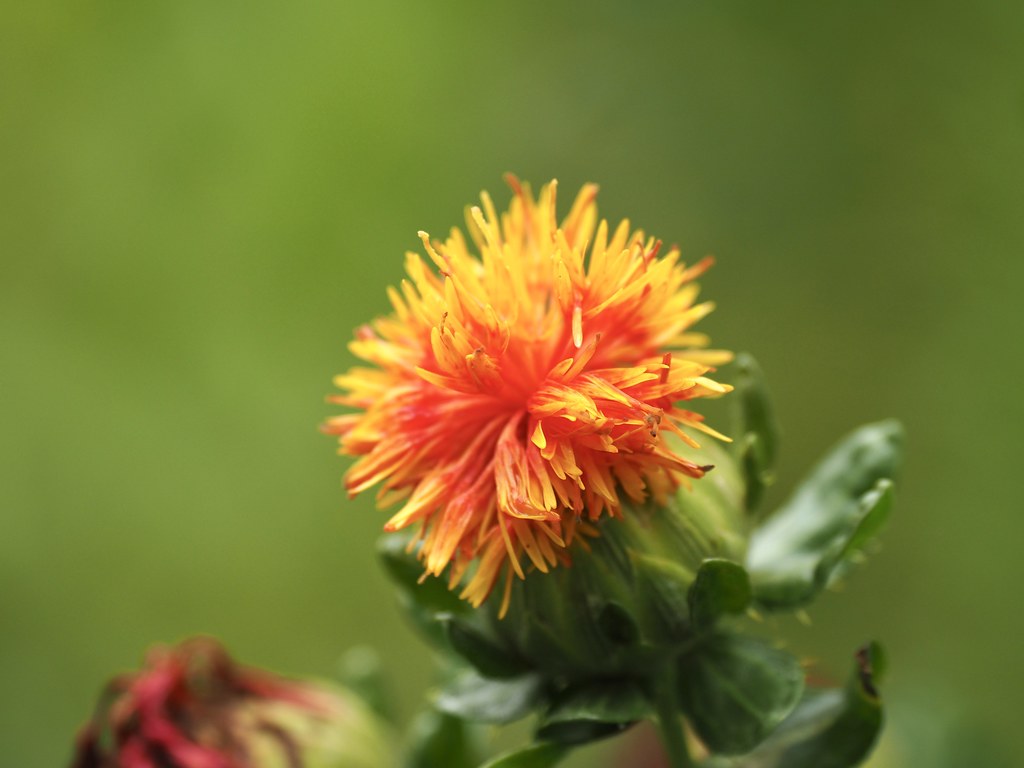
[71,637,396,768]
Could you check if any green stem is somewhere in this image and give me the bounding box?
[652,665,694,768]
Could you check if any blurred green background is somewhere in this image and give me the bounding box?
[2,1,1021,764]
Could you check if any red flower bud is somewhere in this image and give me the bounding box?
[71,637,395,768]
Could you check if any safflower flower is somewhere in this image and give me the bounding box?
[325,177,732,613]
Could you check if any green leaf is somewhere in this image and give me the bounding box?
[536,680,650,745]
[732,643,885,768]
[746,421,904,610]
[688,558,752,629]
[730,353,780,513]
[434,668,543,725]
[677,634,804,755]
[443,617,530,679]
[477,742,569,768]
[404,709,479,768]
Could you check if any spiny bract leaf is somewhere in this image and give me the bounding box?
[677,634,804,755]
[732,643,885,768]
[478,742,569,768]
[536,680,651,746]
[730,354,780,513]
[688,558,753,629]
[434,669,543,725]
[746,421,904,610]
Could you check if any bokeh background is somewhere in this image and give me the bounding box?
[2,1,1021,765]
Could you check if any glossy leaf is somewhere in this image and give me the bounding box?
[688,558,752,628]
[434,668,543,725]
[478,742,569,768]
[536,680,650,745]
[678,634,804,755]
[733,643,885,768]
[746,421,904,610]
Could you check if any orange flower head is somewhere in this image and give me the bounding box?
[325,177,733,614]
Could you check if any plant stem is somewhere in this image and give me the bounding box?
[652,665,694,768]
